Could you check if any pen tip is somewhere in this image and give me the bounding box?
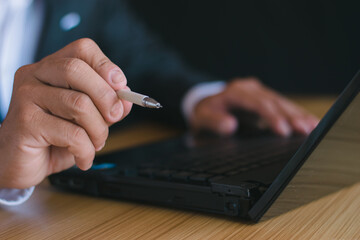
[143,97,163,108]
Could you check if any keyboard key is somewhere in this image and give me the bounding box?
[208,175,225,183]
[226,170,240,176]
[171,171,194,182]
[154,170,176,179]
[207,165,236,174]
[138,168,156,178]
[189,173,214,183]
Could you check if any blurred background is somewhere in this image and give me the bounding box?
[129,0,360,94]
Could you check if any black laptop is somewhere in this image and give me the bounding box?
[49,71,360,222]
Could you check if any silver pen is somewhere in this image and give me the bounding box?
[116,89,162,109]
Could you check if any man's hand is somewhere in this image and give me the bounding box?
[0,38,132,189]
[191,77,319,136]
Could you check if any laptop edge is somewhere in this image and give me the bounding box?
[248,70,360,222]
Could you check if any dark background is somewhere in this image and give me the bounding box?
[129,0,360,94]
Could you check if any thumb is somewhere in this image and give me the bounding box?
[192,107,238,135]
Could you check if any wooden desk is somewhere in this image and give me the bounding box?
[2,96,360,240]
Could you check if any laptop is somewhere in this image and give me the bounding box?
[49,71,360,222]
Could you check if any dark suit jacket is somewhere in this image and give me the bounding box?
[35,0,214,126]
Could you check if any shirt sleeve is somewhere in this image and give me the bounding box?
[181,81,226,121]
[0,187,35,206]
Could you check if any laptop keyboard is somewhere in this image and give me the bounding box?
[125,135,305,186]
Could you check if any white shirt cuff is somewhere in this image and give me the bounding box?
[181,81,226,121]
[0,187,35,206]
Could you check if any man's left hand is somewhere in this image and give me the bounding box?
[190,77,319,136]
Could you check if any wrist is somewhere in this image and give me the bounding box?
[181,81,226,122]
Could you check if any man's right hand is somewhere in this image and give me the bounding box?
[0,38,132,189]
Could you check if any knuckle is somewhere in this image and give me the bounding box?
[14,81,38,103]
[62,58,83,76]
[69,92,93,114]
[231,77,262,90]
[73,38,97,55]
[71,126,88,144]
[96,87,113,103]
[96,57,111,70]
[14,66,27,79]
[14,64,33,86]
[246,76,261,84]
[259,99,275,112]
[229,80,244,89]
[243,79,259,88]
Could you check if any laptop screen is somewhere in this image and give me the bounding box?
[249,73,360,222]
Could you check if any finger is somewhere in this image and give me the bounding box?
[33,83,109,151]
[35,57,127,123]
[306,114,320,129]
[47,38,127,90]
[272,95,320,135]
[192,104,238,135]
[250,87,319,135]
[118,86,133,122]
[37,111,95,170]
[48,146,77,175]
[224,91,292,136]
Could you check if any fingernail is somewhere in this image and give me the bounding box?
[110,69,126,86]
[312,119,320,129]
[294,119,312,135]
[96,142,106,151]
[111,101,122,119]
[279,121,291,136]
[300,121,311,134]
